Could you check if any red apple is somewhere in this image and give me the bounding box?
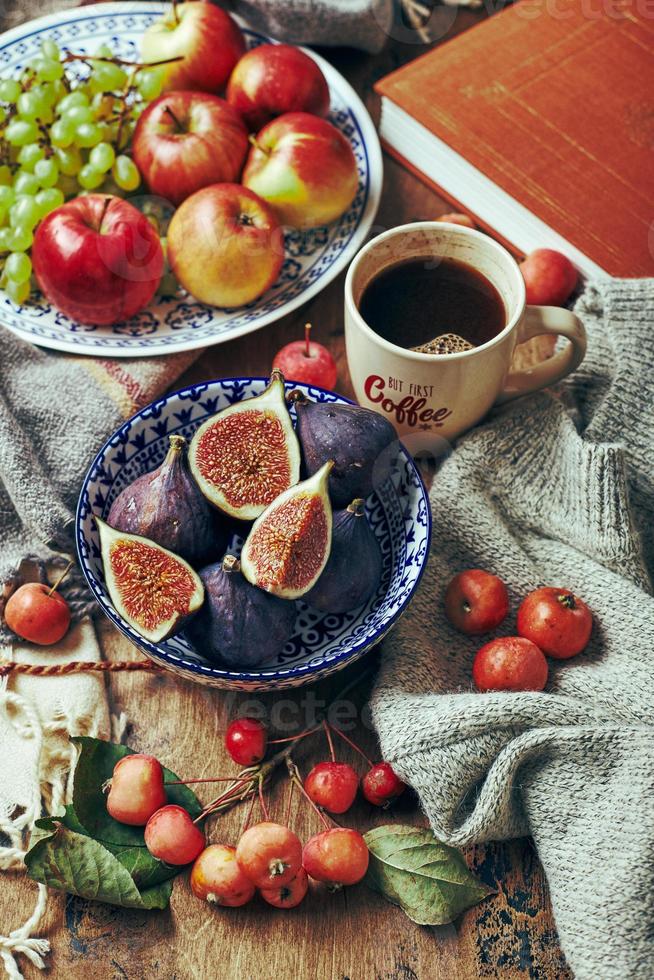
[132,91,248,206]
[167,183,284,307]
[141,1,245,93]
[32,195,163,325]
[242,112,358,229]
[227,44,330,132]
[4,582,70,645]
[519,249,578,306]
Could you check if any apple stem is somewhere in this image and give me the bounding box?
[99,196,112,231]
[304,322,312,358]
[248,133,269,156]
[47,560,74,597]
[164,105,185,133]
[172,0,180,26]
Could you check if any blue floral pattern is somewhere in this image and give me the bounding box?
[77,379,431,691]
[0,5,382,357]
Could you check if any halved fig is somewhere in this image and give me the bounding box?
[241,461,333,600]
[108,434,225,566]
[189,371,300,521]
[291,392,396,508]
[96,518,204,643]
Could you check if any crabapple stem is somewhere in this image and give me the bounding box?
[165,777,234,786]
[286,758,331,831]
[258,774,270,821]
[305,322,312,358]
[268,725,322,745]
[330,726,374,767]
[323,720,336,763]
[285,776,295,826]
[47,560,74,597]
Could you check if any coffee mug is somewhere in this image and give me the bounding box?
[344,222,587,443]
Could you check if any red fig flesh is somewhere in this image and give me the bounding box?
[108,434,224,566]
[97,518,204,643]
[189,372,300,521]
[240,461,333,599]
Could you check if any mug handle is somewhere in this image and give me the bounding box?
[496,305,587,404]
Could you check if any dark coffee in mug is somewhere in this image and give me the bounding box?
[359,255,506,351]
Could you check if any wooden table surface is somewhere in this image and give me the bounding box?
[1,6,572,979]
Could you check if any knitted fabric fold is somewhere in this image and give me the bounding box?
[371,279,654,980]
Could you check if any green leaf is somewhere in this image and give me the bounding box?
[364,825,494,925]
[25,817,172,910]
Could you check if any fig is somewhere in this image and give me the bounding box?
[291,393,396,508]
[96,518,204,643]
[108,435,224,566]
[186,555,296,668]
[189,371,300,521]
[240,461,333,600]
[305,499,382,613]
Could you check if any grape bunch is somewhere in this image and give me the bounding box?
[0,39,165,304]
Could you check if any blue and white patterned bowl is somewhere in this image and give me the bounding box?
[76,379,431,690]
[0,3,382,358]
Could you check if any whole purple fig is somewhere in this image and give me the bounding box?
[292,393,397,508]
[108,434,225,566]
[186,555,297,668]
[306,499,382,613]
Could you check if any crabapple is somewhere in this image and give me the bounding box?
[259,867,309,909]
[517,587,592,659]
[4,582,71,645]
[472,636,548,692]
[191,844,256,907]
[236,822,303,888]
[144,805,205,865]
[444,569,509,635]
[106,754,167,826]
[361,762,406,807]
[304,762,359,814]
[303,828,369,887]
[225,718,268,766]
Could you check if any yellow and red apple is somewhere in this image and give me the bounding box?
[167,183,284,307]
[242,112,358,229]
[132,91,248,206]
[141,1,245,93]
[227,44,330,131]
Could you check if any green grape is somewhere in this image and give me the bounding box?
[56,90,89,114]
[75,122,103,148]
[136,67,164,102]
[50,117,75,148]
[89,141,115,173]
[78,164,104,190]
[35,186,64,214]
[13,171,40,196]
[95,43,114,58]
[34,157,59,188]
[5,277,30,304]
[54,145,82,176]
[0,78,21,103]
[8,225,33,252]
[0,106,6,124]
[101,121,119,145]
[5,251,32,284]
[34,58,64,82]
[91,62,128,94]
[0,185,14,208]
[9,197,41,230]
[64,105,93,125]
[0,166,12,187]
[112,155,140,192]
[0,227,12,251]
[41,39,60,61]
[5,119,39,146]
[18,87,51,120]
[17,143,45,170]
[157,271,178,296]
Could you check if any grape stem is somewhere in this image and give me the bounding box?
[62,52,184,69]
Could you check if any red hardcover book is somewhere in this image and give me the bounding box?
[375,0,654,277]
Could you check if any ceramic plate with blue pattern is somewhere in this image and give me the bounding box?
[0,3,382,358]
[77,379,431,690]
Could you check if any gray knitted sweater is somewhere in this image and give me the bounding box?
[372,279,654,980]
